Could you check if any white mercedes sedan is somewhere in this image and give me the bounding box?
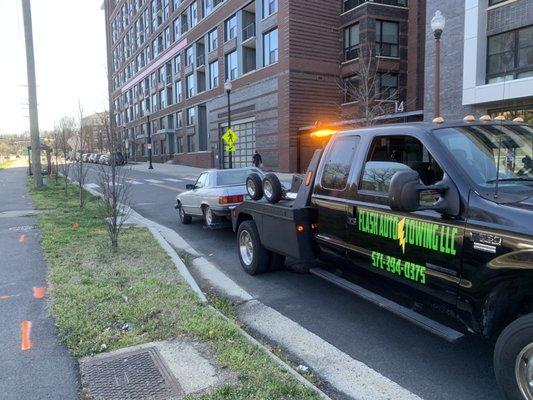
[175,167,263,228]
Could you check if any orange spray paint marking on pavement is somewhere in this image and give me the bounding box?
[33,287,46,299]
[21,321,32,351]
[0,295,10,300]
[18,234,27,244]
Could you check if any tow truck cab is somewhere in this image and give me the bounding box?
[233,121,533,400]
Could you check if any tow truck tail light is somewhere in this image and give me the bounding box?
[219,195,244,204]
[296,224,305,233]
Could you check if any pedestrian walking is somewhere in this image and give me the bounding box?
[252,150,262,168]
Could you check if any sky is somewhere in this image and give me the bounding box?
[0,0,108,135]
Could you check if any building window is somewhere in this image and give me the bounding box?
[173,18,181,40]
[151,93,158,111]
[225,51,238,80]
[209,61,219,88]
[204,0,213,15]
[175,80,182,102]
[344,23,359,61]
[187,107,195,125]
[176,136,183,153]
[173,0,181,10]
[263,29,278,66]
[208,29,218,52]
[189,1,198,28]
[377,73,399,100]
[174,54,182,74]
[176,110,183,128]
[186,46,194,66]
[225,15,237,41]
[263,0,277,18]
[375,20,399,58]
[186,74,195,98]
[488,0,507,5]
[187,135,195,152]
[343,75,359,103]
[159,89,167,108]
[487,26,533,83]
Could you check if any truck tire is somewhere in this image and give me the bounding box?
[263,173,283,204]
[178,204,192,225]
[237,220,270,275]
[246,173,263,200]
[494,313,533,400]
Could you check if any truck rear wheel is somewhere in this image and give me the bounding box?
[246,173,263,201]
[263,173,283,204]
[494,313,533,400]
[237,220,270,275]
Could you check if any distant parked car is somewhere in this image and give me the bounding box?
[99,154,109,165]
[175,167,264,228]
[82,153,90,162]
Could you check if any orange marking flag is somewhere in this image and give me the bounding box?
[21,321,32,351]
[71,222,79,230]
[33,287,46,299]
[18,234,26,244]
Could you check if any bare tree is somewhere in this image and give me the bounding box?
[74,102,88,208]
[340,43,401,126]
[57,116,76,195]
[51,126,61,183]
[95,110,132,250]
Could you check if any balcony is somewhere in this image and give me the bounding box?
[343,0,407,12]
[344,45,359,62]
[196,54,205,70]
[166,75,173,85]
[242,22,256,47]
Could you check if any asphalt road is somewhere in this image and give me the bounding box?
[83,162,502,400]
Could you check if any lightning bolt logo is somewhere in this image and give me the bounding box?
[397,217,406,254]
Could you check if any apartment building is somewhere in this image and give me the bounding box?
[105,0,426,172]
[424,0,533,122]
[81,112,108,153]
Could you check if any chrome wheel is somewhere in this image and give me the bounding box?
[516,343,533,400]
[179,207,185,220]
[263,180,273,199]
[239,229,253,266]
[205,207,213,225]
[247,180,256,197]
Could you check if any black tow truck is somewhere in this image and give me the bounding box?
[231,120,533,400]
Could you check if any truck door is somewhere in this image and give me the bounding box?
[345,134,465,308]
[311,135,360,265]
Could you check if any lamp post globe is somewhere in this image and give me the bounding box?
[224,80,232,93]
[431,10,445,39]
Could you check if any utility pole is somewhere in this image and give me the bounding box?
[21,0,43,187]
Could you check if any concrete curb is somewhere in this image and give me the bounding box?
[78,181,332,400]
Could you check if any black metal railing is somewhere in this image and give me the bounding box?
[196,54,205,68]
[242,22,256,41]
[344,45,360,61]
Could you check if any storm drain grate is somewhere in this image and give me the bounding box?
[80,347,182,400]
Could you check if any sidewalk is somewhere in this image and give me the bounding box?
[0,161,80,399]
[128,161,295,183]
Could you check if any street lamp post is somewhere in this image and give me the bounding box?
[147,113,154,169]
[224,80,233,169]
[431,10,446,120]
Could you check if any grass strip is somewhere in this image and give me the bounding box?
[29,178,319,400]
[0,159,16,170]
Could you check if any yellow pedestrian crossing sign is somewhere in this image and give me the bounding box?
[225,144,236,152]
[222,128,239,145]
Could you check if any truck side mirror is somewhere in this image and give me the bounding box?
[389,170,460,216]
[186,184,196,190]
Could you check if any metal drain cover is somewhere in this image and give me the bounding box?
[80,347,182,400]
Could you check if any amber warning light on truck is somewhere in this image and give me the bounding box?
[310,128,337,138]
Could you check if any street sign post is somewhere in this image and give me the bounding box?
[222,128,239,168]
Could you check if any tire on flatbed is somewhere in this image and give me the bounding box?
[262,173,283,204]
[494,313,533,400]
[237,220,270,275]
[246,173,263,201]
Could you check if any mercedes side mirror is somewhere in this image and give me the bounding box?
[186,184,195,190]
[389,170,460,216]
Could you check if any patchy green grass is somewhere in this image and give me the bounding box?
[0,159,15,170]
[29,178,319,400]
